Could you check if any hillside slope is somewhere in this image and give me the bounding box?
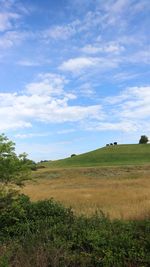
[44,144,150,168]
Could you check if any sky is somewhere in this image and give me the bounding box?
[0,0,150,161]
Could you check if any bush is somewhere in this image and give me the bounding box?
[1,198,150,267]
[139,135,149,144]
[71,154,76,157]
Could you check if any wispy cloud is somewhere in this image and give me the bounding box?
[17,60,41,67]
[82,42,125,55]
[43,20,80,40]
[0,0,29,32]
[78,83,96,98]
[126,49,150,65]
[112,72,139,82]
[0,31,27,49]
[57,129,76,134]
[0,12,20,32]
[59,56,118,74]
[87,121,138,133]
[0,1,31,54]
[85,86,150,133]
[15,132,51,139]
[17,58,51,67]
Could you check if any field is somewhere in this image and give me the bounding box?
[22,164,150,220]
[22,144,150,220]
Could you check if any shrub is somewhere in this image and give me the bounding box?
[1,198,150,267]
[71,154,76,157]
[139,135,149,144]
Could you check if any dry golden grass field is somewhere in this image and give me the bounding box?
[22,165,150,220]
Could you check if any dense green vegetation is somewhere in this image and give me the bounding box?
[1,195,150,267]
[44,144,150,168]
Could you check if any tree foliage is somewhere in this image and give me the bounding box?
[0,133,32,209]
[139,135,149,144]
[0,133,31,186]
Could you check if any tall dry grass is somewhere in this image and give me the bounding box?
[22,166,150,220]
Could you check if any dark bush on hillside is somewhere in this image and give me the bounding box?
[139,135,149,144]
[71,154,76,157]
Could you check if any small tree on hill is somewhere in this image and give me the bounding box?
[139,135,149,144]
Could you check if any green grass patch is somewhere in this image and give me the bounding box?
[43,144,150,168]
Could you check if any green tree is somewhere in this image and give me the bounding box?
[139,135,149,144]
[0,133,31,208]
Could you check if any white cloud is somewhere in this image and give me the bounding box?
[26,73,68,96]
[0,72,103,131]
[59,57,99,73]
[59,56,118,74]
[0,109,31,132]
[1,74,150,136]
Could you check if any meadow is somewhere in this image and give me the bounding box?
[23,164,150,220]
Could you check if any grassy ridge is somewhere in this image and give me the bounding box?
[45,144,150,168]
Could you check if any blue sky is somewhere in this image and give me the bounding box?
[0,0,150,161]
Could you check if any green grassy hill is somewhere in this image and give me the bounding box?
[44,144,150,168]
